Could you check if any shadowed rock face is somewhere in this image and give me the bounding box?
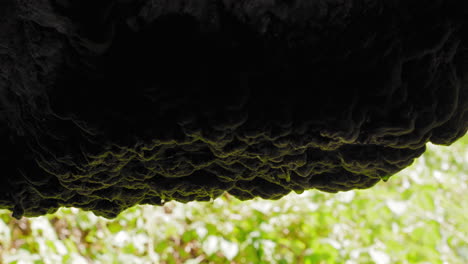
[0,0,467,218]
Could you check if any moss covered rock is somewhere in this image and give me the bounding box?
[0,0,467,218]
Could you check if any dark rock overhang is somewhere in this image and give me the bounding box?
[0,0,467,218]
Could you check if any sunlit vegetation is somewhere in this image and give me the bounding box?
[0,135,467,264]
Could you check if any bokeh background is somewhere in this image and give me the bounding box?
[0,134,467,264]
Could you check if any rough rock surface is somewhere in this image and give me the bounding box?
[0,0,467,218]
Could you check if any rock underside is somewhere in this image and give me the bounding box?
[0,0,467,218]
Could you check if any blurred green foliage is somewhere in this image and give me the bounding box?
[0,135,467,263]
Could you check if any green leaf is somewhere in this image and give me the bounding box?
[107,221,122,234]
[182,230,197,243]
[154,240,169,253]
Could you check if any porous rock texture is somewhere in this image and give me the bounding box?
[0,0,467,218]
